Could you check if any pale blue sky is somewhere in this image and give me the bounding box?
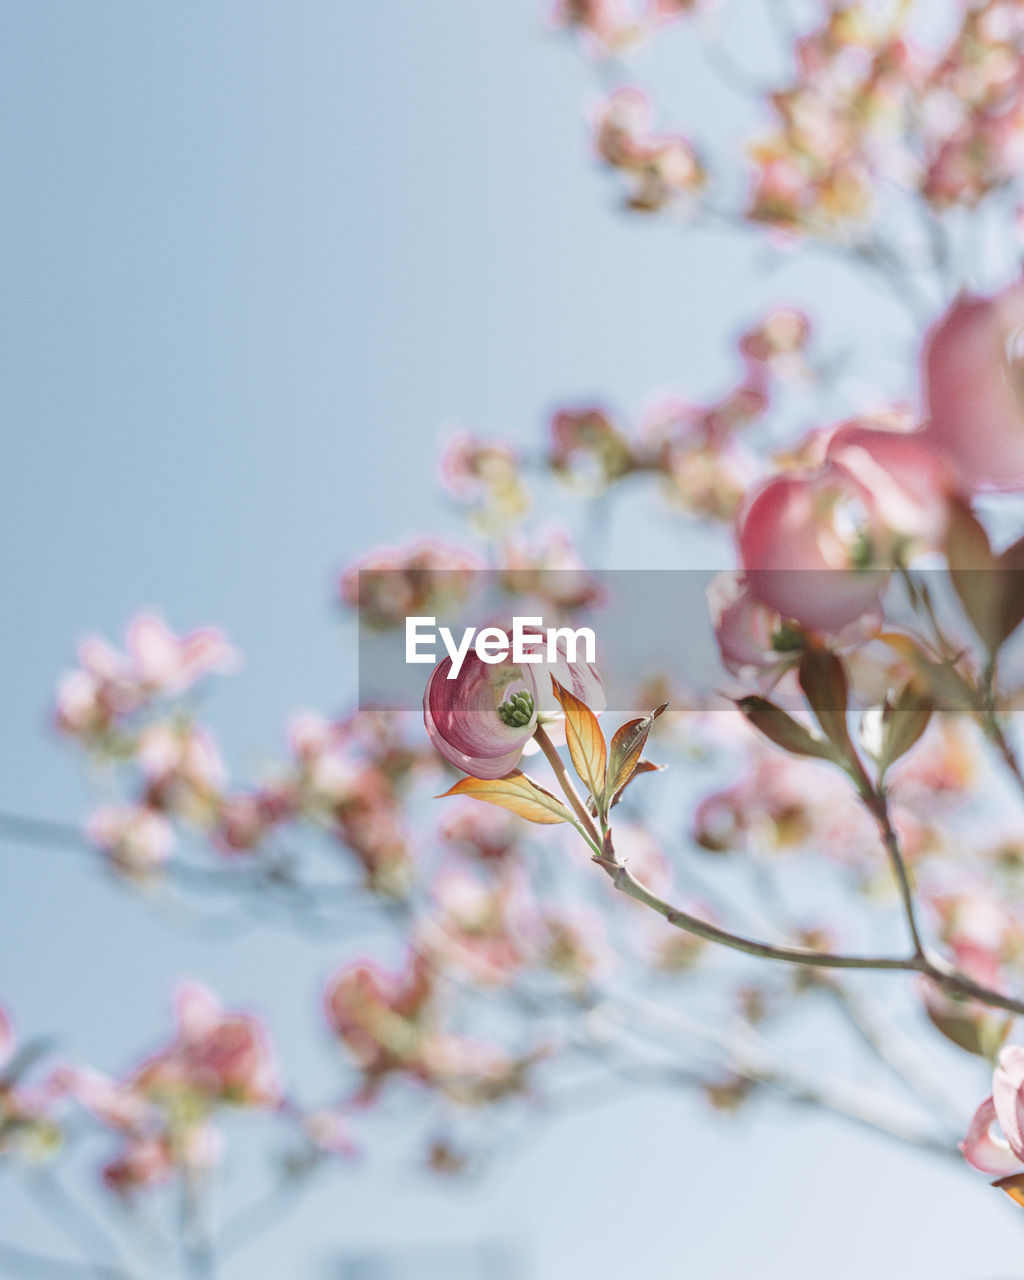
[0,2,1021,1276]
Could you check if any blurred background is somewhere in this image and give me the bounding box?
[1,2,1023,1275]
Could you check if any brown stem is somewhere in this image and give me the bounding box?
[862,789,926,960]
[595,847,914,971]
[590,836,1024,1018]
[533,724,603,849]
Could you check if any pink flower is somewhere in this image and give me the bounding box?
[736,418,952,633]
[87,804,174,875]
[423,629,605,779]
[149,982,282,1109]
[737,466,887,632]
[963,1046,1024,1175]
[424,647,539,780]
[923,283,1024,491]
[440,802,522,861]
[340,541,483,630]
[81,615,238,699]
[52,1066,153,1132]
[708,571,802,684]
[56,615,238,743]
[824,419,953,549]
[102,1137,173,1195]
[739,308,810,369]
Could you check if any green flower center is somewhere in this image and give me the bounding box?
[497,689,534,728]
[770,620,806,653]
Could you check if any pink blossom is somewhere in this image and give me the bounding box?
[51,1066,153,1132]
[340,540,483,630]
[737,466,888,632]
[126,615,238,694]
[708,570,803,684]
[593,88,705,210]
[81,615,238,699]
[440,801,522,861]
[325,955,434,1095]
[56,615,238,741]
[423,647,539,780]
[549,406,633,487]
[709,567,882,686]
[213,787,297,855]
[500,528,604,611]
[552,0,633,48]
[923,283,1024,491]
[963,1046,1024,1174]
[739,308,811,369]
[137,981,282,1109]
[824,418,954,549]
[87,804,174,875]
[136,722,227,818]
[102,1137,173,1195]
[54,670,113,737]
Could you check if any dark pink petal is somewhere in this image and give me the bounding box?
[424,653,537,780]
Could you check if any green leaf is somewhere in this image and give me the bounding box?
[798,648,854,761]
[878,681,934,773]
[735,696,836,762]
[946,499,1003,653]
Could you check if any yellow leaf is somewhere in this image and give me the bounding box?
[550,677,607,811]
[438,770,574,825]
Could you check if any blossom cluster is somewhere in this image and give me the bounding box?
[716,281,1024,660]
[566,2,1024,239]
[0,987,349,1199]
[55,619,427,893]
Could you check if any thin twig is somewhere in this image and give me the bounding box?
[533,724,603,851]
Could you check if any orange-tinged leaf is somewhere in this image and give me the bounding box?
[993,1173,1024,1208]
[606,704,668,802]
[438,771,574,825]
[550,677,607,810]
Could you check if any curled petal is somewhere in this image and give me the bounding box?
[923,284,1024,492]
[962,1096,1022,1175]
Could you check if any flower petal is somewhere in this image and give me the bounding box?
[993,1045,1024,1162]
[962,1096,1022,1175]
